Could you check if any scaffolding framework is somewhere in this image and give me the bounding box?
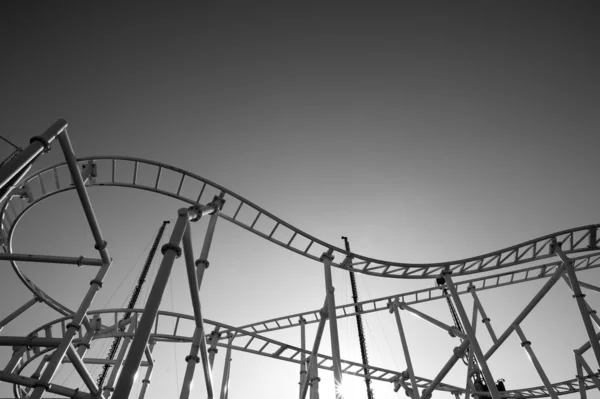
[0,120,599,398]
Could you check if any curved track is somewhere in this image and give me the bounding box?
[1,153,599,399]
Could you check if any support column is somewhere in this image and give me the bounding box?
[179,198,223,399]
[309,356,320,399]
[389,300,418,399]
[575,359,587,399]
[207,327,221,369]
[220,334,234,399]
[113,208,190,399]
[299,317,307,398]
[30,130,112,399]
[463,297,478,399]
[556,247,600,366]
[321,249,342,398]
[420,339,470,399]
[468,285,497,343]
[514,326,558,399]
[138,341,155,399]
[300,304,327,399]
[444,273,500,399]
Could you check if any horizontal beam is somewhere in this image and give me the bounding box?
[0,253,104,266]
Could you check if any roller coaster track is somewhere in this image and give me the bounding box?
[2,151,600,398]
[6,308,599,399]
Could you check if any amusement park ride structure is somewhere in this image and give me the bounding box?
[0,119,599,399]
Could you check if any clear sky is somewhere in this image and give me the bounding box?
[1,2,600,399]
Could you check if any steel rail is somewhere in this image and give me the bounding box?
[1,156,597,283]
[6,308,599,399]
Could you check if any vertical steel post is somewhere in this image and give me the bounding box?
[113,208,190,399]
[299,317,307,398]
[30,131,113,399]
[514,326,558,399]
[0,297,39,332]
[309,357,320,399]
[301,304,328,399]
[468,285,497,343]
[138,341,155,399]
[195,195,224,289]
[219,334,234,399]
[389,300,418,399]
[556,248,600,365]
[444,273,500,399]
[321,250,343,397]
[576,359,587,399]
[181,219,216,399]
[207,327,221,369]
[463,298,478,399]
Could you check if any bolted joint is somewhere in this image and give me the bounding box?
[30,136,51,152]
[76,342,91,349]
[319,250,334,262]
[195,259,209,269]
[161,243,182,258]
[327,287,335,293]
[448,327,458,338]
[453,345,467,358]
[66,322,81,331]
[94,240,108,251]
[185,355,200,363]
[142,379,151,384]
[467,284,476,292]
[573,293,586,298]
[441,269,452,276]
[549,238,562,254]
[482,317,491,323]
[89,279,103,288]
[319,307,329,319]
[209,195,226,210]
[521,340,531,347]
[208,347,218,354]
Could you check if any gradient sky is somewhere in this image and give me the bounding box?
[1,2,600,399]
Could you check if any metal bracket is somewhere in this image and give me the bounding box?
[72,160,97,185]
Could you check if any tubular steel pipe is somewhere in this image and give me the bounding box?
[484,262,566,360]
[420,339,470,399]
[66,345,100,396]
[322,250,343,398]
[390,301,419,399]
[219,334,234,399]
[557,248,600,365]
[0,253,103,266]
[300,304,328,399]
[0,297,39,331]
[468,285,497,344]
[514,326,558,399]
[444,274,500,399]
[0,119,67,190]
[102,322,137,398]
[181,217,215,399]
[299,317,307,398]
[112,209,190,399]
[399,302,468,340]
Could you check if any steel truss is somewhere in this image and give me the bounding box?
[0,120,599,398]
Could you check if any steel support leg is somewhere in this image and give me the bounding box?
[219,334,234,399]
[138,341,155,399]
[321,250,342,397]
[389,300,419,399]
[180,208,220,399]
[113,208,191,399]
[207,327,221,369]
[309,357,320,399]
[103,321,137,398]
[576,360,587,399]
[484,262,566,360]
[463,298,478,399]
[468,285,497,343]
[444,273,500,399]
[556,248,600,366]
[299,317,307,398]
[575,352,600,390]
[0,297,39,332]
[420,339,470,399]
[29,130,112,399]
[301,304,327,399]
[514,326,558,399]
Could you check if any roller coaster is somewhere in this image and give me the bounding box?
[0,119,599,399]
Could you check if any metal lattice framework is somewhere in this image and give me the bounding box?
[0,119,600,399]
